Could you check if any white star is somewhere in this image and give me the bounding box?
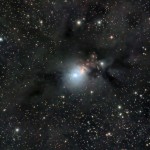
[76,20,82,26]
[119,113,122,116]
[109,35,114,39]
[97,20,102,25]
[106,132,112,137]
[134,91,138,95]
[100,61,104,66]
[0,37,3,42]
[72,73,78,78]
[90,91,94,94]
[3,108,6,112]
[65,65,87,88]
[15,128,20,132]
[118,105,122,109]
[39,20,43,25]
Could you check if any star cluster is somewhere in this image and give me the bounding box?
[0,0,150,149]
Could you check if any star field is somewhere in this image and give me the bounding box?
[0,0,150,149]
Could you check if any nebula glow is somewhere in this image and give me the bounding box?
[65,65,88,88]
[69,66,86,83]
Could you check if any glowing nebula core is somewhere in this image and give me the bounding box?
[65,65,88,88]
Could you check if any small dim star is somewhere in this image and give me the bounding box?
[134,91,138,95]
[39,20,43,25]
[3,108,6,112]
[106,132,112,137]
[90,91,94,94]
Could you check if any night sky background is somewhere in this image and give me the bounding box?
[0,0,150,149]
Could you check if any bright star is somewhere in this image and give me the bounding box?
[118,105,122,109]
[72,73,78,78]
[65,65,88,88]
[109,35,114,39]
[0,37,3,42]
[15,128,20,132]
[100,62,104,66]
[69,66,83,80]
[97,20,102,25]
[76,20,82,26]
